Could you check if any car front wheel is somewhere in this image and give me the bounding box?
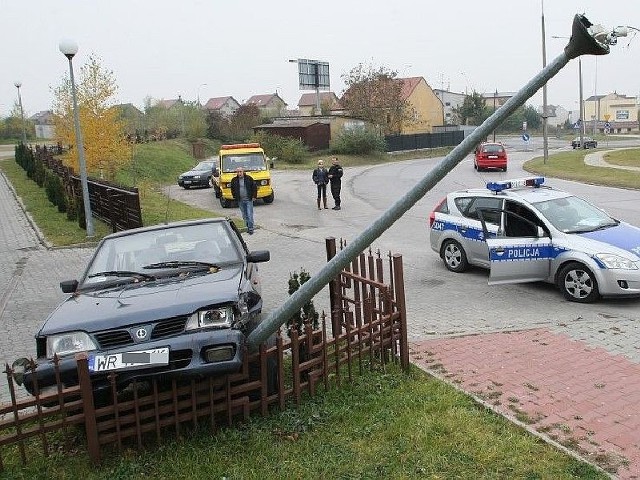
[441,239,469,273]
[557,262,600,303]
[263,192,274,204]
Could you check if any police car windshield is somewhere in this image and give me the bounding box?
[533,195,618,233]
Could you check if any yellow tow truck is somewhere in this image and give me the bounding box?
[213,143,274,208]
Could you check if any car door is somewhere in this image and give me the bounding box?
[460,196,503,266]
[481,203,553,284]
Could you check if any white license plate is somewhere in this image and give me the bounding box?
[488,155,498,159]
[89,347,169,372]
[184,180,192,184]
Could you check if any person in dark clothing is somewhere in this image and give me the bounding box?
[328,156,343,210]
[230,167,257,234]
[312,159,329,210]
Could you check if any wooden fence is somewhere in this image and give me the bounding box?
[0,238,407,471]
[33,145,143,232]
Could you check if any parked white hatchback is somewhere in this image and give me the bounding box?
[429,177,640,303]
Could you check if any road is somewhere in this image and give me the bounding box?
[165,135,640,350]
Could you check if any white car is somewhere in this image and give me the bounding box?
[429,177,640,303]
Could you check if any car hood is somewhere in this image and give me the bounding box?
[39,265,244,335]
[576,222,640,260]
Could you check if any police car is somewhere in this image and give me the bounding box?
[428,177,640,303]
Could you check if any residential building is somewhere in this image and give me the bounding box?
[297,92,341,116]
[536,104,570,128]
[433,89,466,125]
[396,77,443,134]
[203,96,240,117]
[154,97,184,109]
[30,110,54,139]
[245,93,287,118]
[481,91,516,109]
[584,92,639,133]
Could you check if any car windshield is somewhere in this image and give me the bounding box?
[83,222,242,285]
[193,162,214,171]
[533,195,618,233]
[221,153,266,173]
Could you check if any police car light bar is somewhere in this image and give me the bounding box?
[486,177,545,193]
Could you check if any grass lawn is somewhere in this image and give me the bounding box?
[524,148,640,190]
[1,364,606,479]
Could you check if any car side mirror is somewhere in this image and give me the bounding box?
[247,250,270,263]
[60,280,78,293]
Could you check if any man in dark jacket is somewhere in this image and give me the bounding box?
[328,156,343,210]
[230,167,257,234]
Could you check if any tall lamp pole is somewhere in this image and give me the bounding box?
[541,0,549,164]
[59,39,95,238]
[14,81,27,144]
[492,89,497,142]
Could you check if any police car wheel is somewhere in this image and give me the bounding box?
[557,262,600,303]
[441,240,469,273]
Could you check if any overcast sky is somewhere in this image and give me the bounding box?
[1,0,638,118]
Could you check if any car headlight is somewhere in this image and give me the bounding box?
[47,331,97,359]
[178,175,184,180]
[185,306,234,330]
[595,253,638,270]
[259,179,269,186]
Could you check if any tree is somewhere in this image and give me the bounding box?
[452,91,489,126]
[52,54,129,181]
[341,63,414,135]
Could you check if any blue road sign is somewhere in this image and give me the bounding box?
[604,121,611,128]
[522,132,530,141]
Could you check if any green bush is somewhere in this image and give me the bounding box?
[330,126,386,154]
[250,131,309,164]
[286,268,319,338]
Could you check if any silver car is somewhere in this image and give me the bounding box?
[429,177,640,303]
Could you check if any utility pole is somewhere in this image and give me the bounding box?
[541,0,549,164]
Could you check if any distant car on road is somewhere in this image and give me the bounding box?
[571,136,598,149]
[474,142,508,172]
[428,176,640,303]
[178,160,215,189]
[16,217,272,398]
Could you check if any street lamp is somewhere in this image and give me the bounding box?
[197,83,207,106]
[59,39,95,238]
[492,89,498,142]
[541,0,549,164]
[14,81,27,144]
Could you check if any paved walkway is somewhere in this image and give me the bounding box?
[1,144,640,477]
[409,146,640,479]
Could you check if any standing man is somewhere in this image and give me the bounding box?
[230,167,257,234]
[312,159,329,210]
[328,156,343,210]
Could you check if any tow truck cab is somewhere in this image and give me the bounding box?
[213,143,274,208]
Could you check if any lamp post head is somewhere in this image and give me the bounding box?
[14,81,22,89]
[59,39,79,59]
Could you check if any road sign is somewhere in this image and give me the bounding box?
[573,121,581,129]
[604,127,611,135]
[522,132,530,141]
[604,121,611,128]
[522,121,527,131]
